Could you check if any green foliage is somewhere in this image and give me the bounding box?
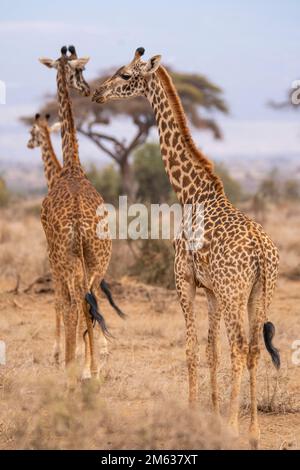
[133,143,174,203]
[214,163,243,203]
[86,164,121,205]
[130,239,175,290]
[0,176,10,207]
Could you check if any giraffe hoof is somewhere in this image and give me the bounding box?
[228,421,239,439]
[249,428,260,450]
[81,369,92,381]
[53,352,60,366]
[249,437,259,450]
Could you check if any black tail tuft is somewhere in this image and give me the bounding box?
[100,279,126,319]
[263,322,280,370]
[85,292,113,339]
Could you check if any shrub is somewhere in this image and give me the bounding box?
[130,238,175,289]
[86,164,121,205]
[133,143,174,203]
[0,175,10,207]
[214,163,243,203]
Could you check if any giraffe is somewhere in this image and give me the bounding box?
[27,113,61,191]
[26,113,125,365]
[92,48,280,448]
[39,46,113,382]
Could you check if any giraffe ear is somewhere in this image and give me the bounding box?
[39,58,58,69]
[69,57,90,69]
[49,122,61,133]
[144,55,162,75]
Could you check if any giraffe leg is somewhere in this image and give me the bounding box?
[175,253,197,404]
[92,278,109,371]
[64,280,80,387]
[82,280,99,380]
[53,303,62,365]
[74,280,92,379]
[205,289,221,415]
[223,300,248,436]
[52,278,66,365]
[83,303,98,378]
[80,310,92,380]
[247,286,263,449]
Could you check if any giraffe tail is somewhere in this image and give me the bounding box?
[100,279,126,319]
[263,322,280,370]
[85,291,113,339]
[258,234,280,370]
[72,213,111,339]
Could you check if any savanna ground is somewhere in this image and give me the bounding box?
[0,198,300,450]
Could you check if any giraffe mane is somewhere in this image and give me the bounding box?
[156,66,224,194]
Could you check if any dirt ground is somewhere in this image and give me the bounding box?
[0,201,300,450]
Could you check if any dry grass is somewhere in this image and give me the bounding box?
[0,200,300,450]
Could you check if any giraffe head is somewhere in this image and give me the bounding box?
[27,114,61,149]
[39,46,90,97]
[92,47,161,104]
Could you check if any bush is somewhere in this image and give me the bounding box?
[86,164,121,205]
[214,163,243,203]
[258,168,280,203]
[133,143,174,203]
[130,239,175,289]
[0,175,10,207]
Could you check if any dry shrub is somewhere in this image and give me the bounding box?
[107,240,134,280]
[1,371,234,450]
[282,265,300,281]
[240,360,300,416]
[0,206,49,285]
[130,239,175,289]
[0,224,12,244]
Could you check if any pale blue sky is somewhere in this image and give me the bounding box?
[0,0,300,163]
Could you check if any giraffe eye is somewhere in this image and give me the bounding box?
[120,73,131,81]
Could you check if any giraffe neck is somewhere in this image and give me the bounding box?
[56,61,80,168]
[145,66,225,205]
[40,129,62,191]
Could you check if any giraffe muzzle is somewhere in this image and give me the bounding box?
[92,89,106,104]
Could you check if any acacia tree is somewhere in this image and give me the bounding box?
[30,67,228,200]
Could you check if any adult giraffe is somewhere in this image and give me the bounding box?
[27,113,125,365]
[39,46,112,382]
[92,48,280,448]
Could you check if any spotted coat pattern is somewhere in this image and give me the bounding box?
[40,49,112,381]
[27,115,62,191]
[92,49,280,447]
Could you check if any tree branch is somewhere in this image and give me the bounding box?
[78,128,121,163]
